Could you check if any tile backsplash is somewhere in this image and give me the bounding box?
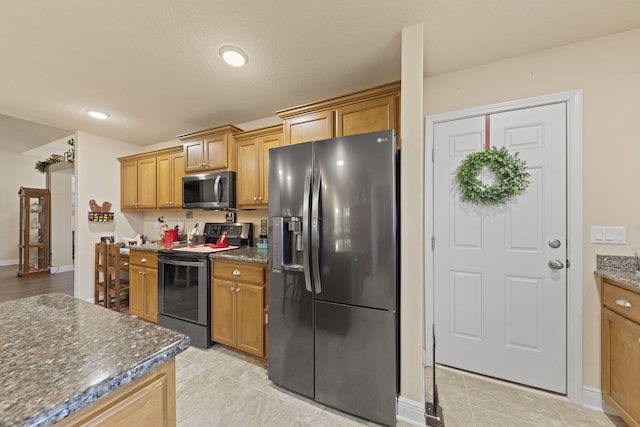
[141,210,268,244]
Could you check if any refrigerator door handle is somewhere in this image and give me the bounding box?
[302,169,313,292]
[213,175,221,202]
[311,169,322,294]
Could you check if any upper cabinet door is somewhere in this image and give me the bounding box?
[284,110,334,145]
[179,125,242,173]
[157,152,184,209]
[237,138,259,207]
[120,160,139,210]
[136,157,157,209]
[336,95,397,137]
[204,134,229,170]
[183,139,206,173]
[259,133,282,205]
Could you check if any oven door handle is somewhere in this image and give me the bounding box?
[159,258,206,268]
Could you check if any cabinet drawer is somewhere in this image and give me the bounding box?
[214,261,265,284]
[603,281,640,324]
[120,255,130,271]
[129,250,158,269]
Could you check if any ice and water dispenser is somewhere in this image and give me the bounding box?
[272,217,304,272]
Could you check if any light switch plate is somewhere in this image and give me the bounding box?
[590,226,626,244]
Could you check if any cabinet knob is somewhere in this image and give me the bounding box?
[123,262,128,267]
[229,287,234,292]
[258,197,263,201]
[253,197,258,201]
[232,269,241,276]
[141,258,146,263]
[615,298,632,308]
[235,288,241,293]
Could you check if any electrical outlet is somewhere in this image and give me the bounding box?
[590,226,626,244]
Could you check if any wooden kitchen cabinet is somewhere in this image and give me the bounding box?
[157,150,184,209]
[235,125,282,209]
[120,157,157,210]
[129,250,158,323]
[119,147,185,211]
[179,124,242,173]
[17,187,50,277]
[212,260,267,358]
[336,94,398,137]
[600,277,640,427]
[58,359,176,427]
[283,110,334,146]
[277,81,400,146]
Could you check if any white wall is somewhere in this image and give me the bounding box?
[75,131,141,300]
[0,148,45,265]
[50,169,74,271]
[398,23,425,418]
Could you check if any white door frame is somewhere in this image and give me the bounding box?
[424,90,583,404]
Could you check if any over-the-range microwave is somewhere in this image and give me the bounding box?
[182,171,236,210]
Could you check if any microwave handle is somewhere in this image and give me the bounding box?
[214,175,221,202]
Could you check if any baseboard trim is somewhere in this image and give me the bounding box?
[397,396,426,426]
[0,259,18,267]
[582,386,617,415]
[51,264,74,273]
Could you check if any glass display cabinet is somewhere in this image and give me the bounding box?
[18,187,50,276]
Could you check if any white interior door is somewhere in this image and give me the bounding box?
[433,102,567,393]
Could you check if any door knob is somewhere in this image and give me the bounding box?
[548,259,565,270]
[548,239,562,249]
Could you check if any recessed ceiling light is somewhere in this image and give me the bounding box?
[219,45,248,67]
[85,109,110,120]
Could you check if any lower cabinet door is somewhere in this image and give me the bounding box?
[212,279,236,347]
[128,265,145,319]
[236,282,265,357]
[602,308,640,426]
[145,268,158,323]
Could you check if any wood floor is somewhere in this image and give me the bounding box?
[0,265,74,304]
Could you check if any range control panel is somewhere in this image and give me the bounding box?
[203,222,253,246]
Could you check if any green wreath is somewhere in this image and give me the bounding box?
[456,146,530,206]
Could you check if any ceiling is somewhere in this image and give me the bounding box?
[2,0,640,153]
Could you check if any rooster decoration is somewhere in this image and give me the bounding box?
[89,200,112,213]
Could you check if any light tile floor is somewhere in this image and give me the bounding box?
[425,366,628,427]
[175,345,413,426]
[175,346,627,426]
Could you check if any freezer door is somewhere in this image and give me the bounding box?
[268,142,313,219]
[312,130,397,310]
[267,142,315,398]
[315,300,398,426]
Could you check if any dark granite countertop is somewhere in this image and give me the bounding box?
[126,243,269,264]
[595,255,640,290]
[0,293,189,427]
[125,241,190,253]
[210,247,269,264]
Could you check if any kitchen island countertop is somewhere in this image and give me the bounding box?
[0,293,189,426]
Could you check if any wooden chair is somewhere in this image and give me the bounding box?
[95,242,130,311]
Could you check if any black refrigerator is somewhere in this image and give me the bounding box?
[268,130,399,426]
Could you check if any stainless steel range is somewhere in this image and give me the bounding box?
[157,222,253,348]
